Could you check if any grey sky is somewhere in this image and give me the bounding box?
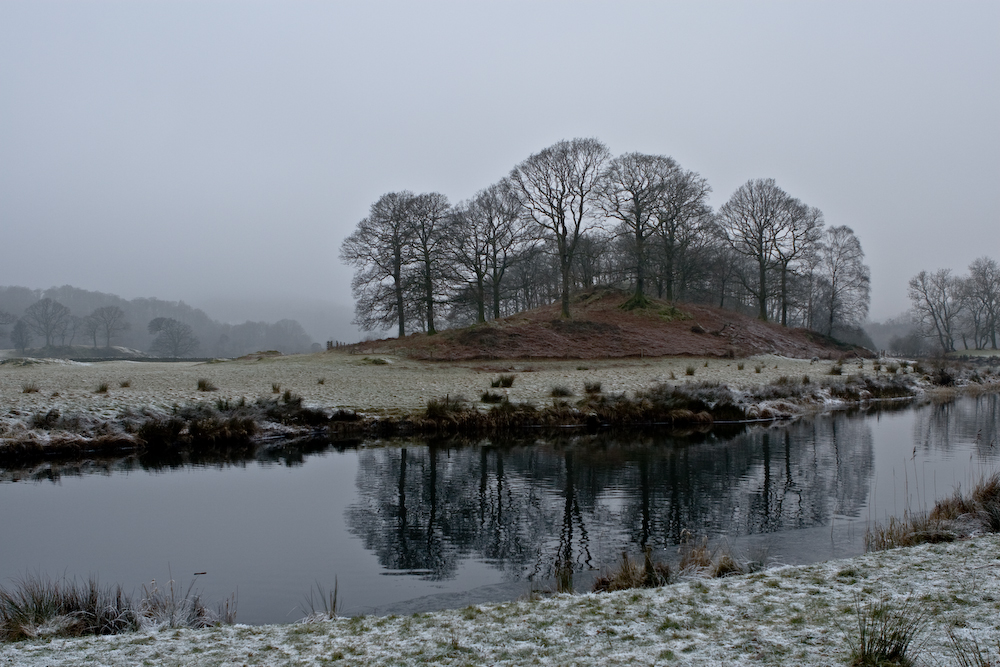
[2,1,997,331]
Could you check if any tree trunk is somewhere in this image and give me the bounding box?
[758,258,768,321]
[780,263,788,326]
[425,266,436,335]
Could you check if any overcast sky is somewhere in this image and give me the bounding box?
[1,0,997,330]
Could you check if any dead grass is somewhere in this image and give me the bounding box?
[868,473,1000,552]
[592,549,670,593]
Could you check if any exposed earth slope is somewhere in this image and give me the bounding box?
[374,288,867,360]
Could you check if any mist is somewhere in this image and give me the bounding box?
[1,1,997,326]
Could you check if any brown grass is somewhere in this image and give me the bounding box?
[592,549,670,593]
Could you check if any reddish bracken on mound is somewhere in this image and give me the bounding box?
[361,288,871,361]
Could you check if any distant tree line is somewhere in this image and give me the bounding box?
[0,285,316,357]
[903,256,1000,354]
[341,137,871,341]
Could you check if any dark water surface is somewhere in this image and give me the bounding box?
[2,394,998,624]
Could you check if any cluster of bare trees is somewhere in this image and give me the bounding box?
[0,298,202,357]
[341,138,871,338]
[0,300,133,352]
[907,257,1000,353]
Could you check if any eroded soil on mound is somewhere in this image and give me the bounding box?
[375,289,866,361]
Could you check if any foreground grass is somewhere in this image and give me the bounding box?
[3,536,999,666]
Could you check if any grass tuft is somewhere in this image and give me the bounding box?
[301,579,338,621]
[490,374,515,388]
[119,379,131,388]
[20,382,40,394]
[846,593,926,667]
[95,382,109,394]
[550,386,573,397]
[947,626,1000,667]
[685,366,696,376]
[0,574,138,641]
[196,378,217,392]
[583,381,602,394]
[271,382,281,394]
[480,391,505,404]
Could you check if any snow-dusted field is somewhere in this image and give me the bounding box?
[0,350,868,425]
[3,535,998,666]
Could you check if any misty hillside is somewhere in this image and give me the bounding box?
[0,285,317,358]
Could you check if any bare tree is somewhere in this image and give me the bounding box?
[451,179,530,322]
[148,317,200,357]
[908,269,964,353]
[652,166,713,303]
[61,315,84,346]
[0,310,15,345]
[89,306,131,348]
[407,192,452,335]
[817,225,870,335]
[340,191,416,338]
[774,200,824,326]
[596,153,674,304]
[964,256,1000,349]
[23,298,71,347]
[82,315,100,348]
[11,320,31,353]
[511,137,611,318]
[717,179,792,321]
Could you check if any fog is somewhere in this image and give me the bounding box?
[1,1,997,331]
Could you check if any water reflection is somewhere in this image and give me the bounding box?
[347,413,875,581]
[914,393,1000,458]
[2,395,998,623]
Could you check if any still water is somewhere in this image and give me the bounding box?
[2,395,998,624]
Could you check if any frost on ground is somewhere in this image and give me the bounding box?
[3,535,999,666]
[3,353,990,450]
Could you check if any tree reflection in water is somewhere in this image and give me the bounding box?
[347,412,877,582]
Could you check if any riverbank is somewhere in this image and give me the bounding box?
[2,534,998,666]
[1,351,997,462]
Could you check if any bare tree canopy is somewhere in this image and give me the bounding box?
[817,225,870,335]
[337,140,877,341]
[407,192,452,335]
[651,164,713,303]
[963,256,1000,350]
[510,137,611,318]
[148,317,200,357]
[23,298,71,347]
[451,178,530,322]
[773,200,824,326]
[716,178,792,321]
[597,153,676,305]
[908,269,964,353]
[340,191,416,338]
[89,305,131,348]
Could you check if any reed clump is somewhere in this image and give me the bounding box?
[866,473,1000,552]
[480,391,505,404]
[846,593,926,667]
[593,549,670,593]
[0,574,236,642]
[0,575,138,641]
